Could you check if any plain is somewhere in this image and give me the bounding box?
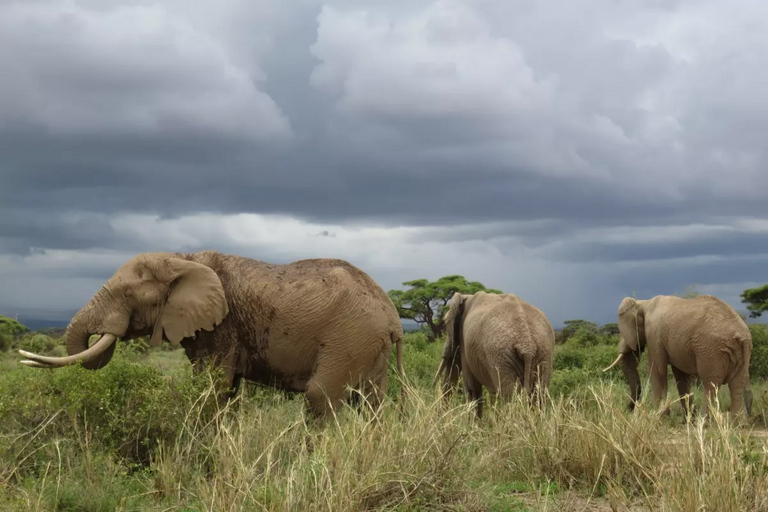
[0,324,767,511]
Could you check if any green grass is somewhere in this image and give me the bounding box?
[0,330,766,510]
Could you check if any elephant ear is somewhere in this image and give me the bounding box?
[447,293,466,349]
[617,297,643,352]
[149,258,229,347]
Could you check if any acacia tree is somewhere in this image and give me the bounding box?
[741,284,768,318]
[560,319,598,342]
[677,284,702,299]
[388,275,502,341]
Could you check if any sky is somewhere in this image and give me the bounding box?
[1,0,767,328]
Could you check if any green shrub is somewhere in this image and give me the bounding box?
[0,343,222,470]
[17,333,59,354]
[0,315,29,337]
[0,315,29,353]
[749,324,768,379]
[0,331,11,352]
[565,328,617,348]
[387,331,443,396]
[122,336,152,355]
[550,332,624,398]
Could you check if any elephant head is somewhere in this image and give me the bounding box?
[603,297,645,409]
[19,253,229,370]
[433,292,466,398]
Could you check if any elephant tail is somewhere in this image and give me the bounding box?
[738,333,753,415]
[392,329,407,404]
[740,332,752,386]
[725,333,752,375]
[522,352,534,397]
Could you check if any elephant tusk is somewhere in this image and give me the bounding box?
[602,353,623,372]
[18,333,117,368]
[19,359,56,368]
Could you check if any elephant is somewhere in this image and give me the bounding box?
[18,250,406,425]
[433,291,555,418]
[603,295,752,418]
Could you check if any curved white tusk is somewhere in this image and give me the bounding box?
[602,353,624,372]
[18,333,117,368]
[19,360,55,368]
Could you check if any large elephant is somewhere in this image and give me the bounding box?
[18,250,405,424]
[434,291,555,418]
[603,295,752,418]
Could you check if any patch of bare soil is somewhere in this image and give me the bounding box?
[514,491,651,511]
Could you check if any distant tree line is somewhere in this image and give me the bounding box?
[387,277,768,343]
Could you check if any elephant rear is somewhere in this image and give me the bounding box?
[470,295,555,396]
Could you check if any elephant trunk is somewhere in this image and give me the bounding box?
[19,294,118,370]
[620,352,642,410]
[63,312,117,370]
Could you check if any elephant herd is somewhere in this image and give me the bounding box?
[17,250,753,425]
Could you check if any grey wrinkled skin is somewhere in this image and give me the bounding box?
[613,294,752,419]
[23,250,405,425]
[435,291,555,418]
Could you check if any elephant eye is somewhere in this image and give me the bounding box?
[124,289,134,299]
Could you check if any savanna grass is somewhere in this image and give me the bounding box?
[0,332,767,510]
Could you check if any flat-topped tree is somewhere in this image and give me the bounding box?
[741,284,768,318]
[388,275,502,341]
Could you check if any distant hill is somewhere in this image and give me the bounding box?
[16,318,69,331]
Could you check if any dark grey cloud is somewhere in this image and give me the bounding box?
[561,230,768,264]
[1,0,767,327]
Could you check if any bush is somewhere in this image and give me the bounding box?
[387,331,443,396]
[0,315,29,337]
[0,331,11,352]
[565,328,618,348]
[17,334,59,354]
[0,343,222,468]
[0,315,29,353]
[749,324,768,380]
[2,322,768,510]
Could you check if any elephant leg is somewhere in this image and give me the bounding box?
[228,373,243,400]
[697,360,727,418]
[304,347,374,427]
[463,371,484,419]
[744,385,753,417]
[727,370,750,416]
[305,381,344,427]
[217,349,242,405]
[491,365,519,405]
[699,379,721,418]
[354,350,389,416]
[648,353,670,415]
[182,339,240,406]
[670,366,694,419]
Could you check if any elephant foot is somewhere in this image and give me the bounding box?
[744,389,754,417]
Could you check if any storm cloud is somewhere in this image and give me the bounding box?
[1,0,767,327]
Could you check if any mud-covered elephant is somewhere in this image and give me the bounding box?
[433,291,555,418]
[603,295,752,417]
[19,250,405,424]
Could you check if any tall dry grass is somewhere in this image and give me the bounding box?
[12,378,762,511]
[1,347,767,511]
